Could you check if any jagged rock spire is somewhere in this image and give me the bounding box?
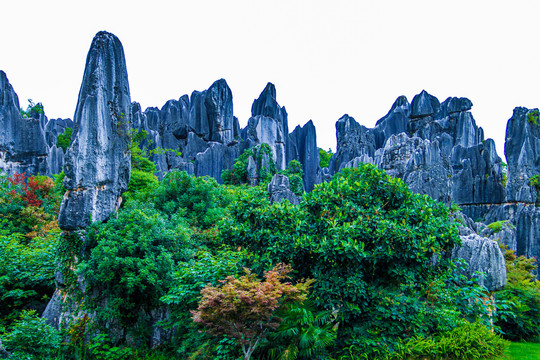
[58,31,132,230]
[0,71,49,175]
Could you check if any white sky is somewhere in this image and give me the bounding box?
[2,0,540,160]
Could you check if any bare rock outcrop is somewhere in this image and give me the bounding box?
[58,31,132,230]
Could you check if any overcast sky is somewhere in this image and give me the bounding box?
[2,0,540,159]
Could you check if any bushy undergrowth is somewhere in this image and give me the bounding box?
[1,157,535,359]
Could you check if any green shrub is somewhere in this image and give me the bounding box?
[20,99,43,119]
[527,109,539,126]
[1,310,61,359]
[222,144,277,186]
[487,220,508,233]
[318,148,333,168]
[529,174,540,189]
[151,170,231,230]
[56,128,73,152]
[390,321,507,360]
[88,333,134,360]
[495,248,540,341]
[280,160,304,196]
[80,202,191,335]
[220,164,462,356]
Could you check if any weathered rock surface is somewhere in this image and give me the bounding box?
[130,79,242,183]
[0,71,49,175]
[268,173,300,205]
[243,84,290,171]
[329,114,375,173]
[452,233,507,291]
[332,91,505,209]
[505,107,540,203]
[288,120,320,191]
[58,31,132,230]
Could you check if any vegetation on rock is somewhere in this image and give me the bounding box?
[1,160,538,359]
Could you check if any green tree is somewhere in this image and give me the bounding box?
[318,148,333,168]
[1,310,61,359]
[220,164,461,356]
[222,144,277,186]
[192,264,313,360]
[495,248,540,341]
[280,160,304,196]
[56,128,73,152]
[80,202,192,335]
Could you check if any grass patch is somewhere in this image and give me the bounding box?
[502,341,540,360]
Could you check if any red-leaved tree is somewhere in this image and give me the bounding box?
[192,263,313,360]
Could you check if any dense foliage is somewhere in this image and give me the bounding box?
[1,156,533,359]
[219,164,491,357]
[495,247,540,341]
[318,148,333,168]
[222,143,277,185]
[56,127,73,152]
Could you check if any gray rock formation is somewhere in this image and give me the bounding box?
[268,173,300,205]
[332,91,505,210]
[130,79,243,184]
[505,107,540,203]
[329,114,376,173]
[58,31,132,230]
[452,233,507,291]
[371,96,410,149]
[0,71,49,175]
[288,120,320,192]
[242,83,290,171]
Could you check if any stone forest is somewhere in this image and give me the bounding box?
[0,31,539,359]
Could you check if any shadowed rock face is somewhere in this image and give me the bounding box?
[288,120,319,192]
[58,31,132,230]
[505,107,540,203]
[243,83,289,171]
[0,71,49,175]
[332,91,505,208]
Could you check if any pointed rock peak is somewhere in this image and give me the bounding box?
[0,70,8,84]
[251,82,282,118]
[59,31,132,230]
[441,97,473,114]
[336,114,363,134]
[0,70,20,109]
[410,90,440,119]
[390,95,409,111]
[210,78,229,89]
[337,114,355,123]
[207,78,233,98]
[258,82,277,100]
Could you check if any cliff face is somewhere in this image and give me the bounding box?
[58,31,132,230]
[327,90,540,278]
[3,32,539,281]
[0,71,49,175]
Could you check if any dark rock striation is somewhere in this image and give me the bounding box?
[288,120,319,192]
[58,31,132,230]
[0,71,49,175]
[329,89,540,277]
